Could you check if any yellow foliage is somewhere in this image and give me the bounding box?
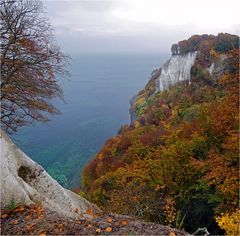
[164,198,176,225]
[215,209,240,235]
[133,120,140,128]
[135,96,146,106]
[210,48,221,59]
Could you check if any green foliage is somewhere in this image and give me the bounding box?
[214,33,239,53]
[7,195,17,210]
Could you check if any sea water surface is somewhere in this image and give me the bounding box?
[12,53,168,189]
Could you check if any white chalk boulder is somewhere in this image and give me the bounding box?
[0,131,100,218]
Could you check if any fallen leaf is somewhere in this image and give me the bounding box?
[14,206,25,212]
[86,208,94,216]
[25,215,32,221]
[1,214,8,219]
[169,231,176,236]
[56,223,64,233]
[105,227,112,233]
[38,215,44,219]
[120,220,128,226]
[13,220,19,225]
[107,217,113,223]
[39,232,47,236]
[26,223,36,231]
[96,228,101,233]
[38,209,44,214]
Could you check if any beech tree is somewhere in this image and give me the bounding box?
[0,0,69,133]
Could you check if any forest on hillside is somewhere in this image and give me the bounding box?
[82,34,239,235]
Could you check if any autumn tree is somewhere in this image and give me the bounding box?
[0,0,69,133]
[83,36,239,233]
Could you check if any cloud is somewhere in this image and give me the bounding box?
[43,0,240,53]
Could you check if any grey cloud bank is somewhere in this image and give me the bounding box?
[44,0,239,54]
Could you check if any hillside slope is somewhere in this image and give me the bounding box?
[0,131,188,235]
[83,33,239,234]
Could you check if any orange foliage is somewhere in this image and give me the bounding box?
[1,0,69,133]
[83,39,239,233]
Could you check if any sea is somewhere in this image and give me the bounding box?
[12,53,169,189]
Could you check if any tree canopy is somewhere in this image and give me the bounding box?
[83,36,239,234]
[1,0,69,133]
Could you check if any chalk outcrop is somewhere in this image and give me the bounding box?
[0,131,100,218]
[156,52,197,91]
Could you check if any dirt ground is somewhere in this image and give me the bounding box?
[1,204,188,235]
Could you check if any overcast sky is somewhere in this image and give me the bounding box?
[43,0,240,54]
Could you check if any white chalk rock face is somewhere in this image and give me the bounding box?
[207,62,215,75]
[0,131,100,218]
[157,52,197,91]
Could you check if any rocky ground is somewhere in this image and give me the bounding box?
[1,204,188,235]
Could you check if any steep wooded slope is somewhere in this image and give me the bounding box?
[83,33,239,234]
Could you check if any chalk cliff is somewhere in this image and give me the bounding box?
[156,52,197,91]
